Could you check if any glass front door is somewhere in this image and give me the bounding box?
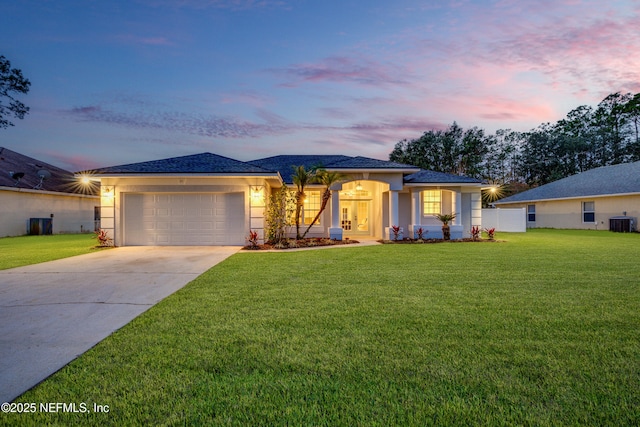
[340,200,370,235]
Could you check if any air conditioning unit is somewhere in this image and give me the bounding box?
[609,216,636,233]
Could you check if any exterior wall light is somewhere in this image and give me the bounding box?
[250,186,264,204]
[102,186,114,198]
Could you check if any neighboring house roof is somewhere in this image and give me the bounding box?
[495,161,640,204]
[91,152,274,175]
[404,169,483,184]
[0,146,92,194]
[249,155,419,184]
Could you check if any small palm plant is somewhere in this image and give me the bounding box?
[435,213,456,241]
[302,170,345,238]
[291,165,316,239]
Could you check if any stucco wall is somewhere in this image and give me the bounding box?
[497,194,640,230]
[98,176,267,246]
[0,187,98,237]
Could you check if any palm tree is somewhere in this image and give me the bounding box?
[435,213,456,241]
[291,165,315,239]
[302,170,345,238]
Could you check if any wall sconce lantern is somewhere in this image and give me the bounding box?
[101,186,114,198]
[250,186,264,204]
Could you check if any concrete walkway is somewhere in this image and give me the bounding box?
[0,246,240,403]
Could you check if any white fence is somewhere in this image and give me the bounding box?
[482,208,526,232]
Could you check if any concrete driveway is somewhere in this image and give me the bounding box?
[0,246,240,403]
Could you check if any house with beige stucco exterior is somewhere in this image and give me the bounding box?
[494,161,640,231]
[87,153,484,246]
[0,147,99,237]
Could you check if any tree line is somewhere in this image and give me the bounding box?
[389,92,640,196]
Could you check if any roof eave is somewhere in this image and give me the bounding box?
[82,172,281,179]
[404,182,483,187]
[327,167,420,174]
[495,191,640,204]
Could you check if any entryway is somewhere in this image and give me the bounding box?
[340,200,371,236]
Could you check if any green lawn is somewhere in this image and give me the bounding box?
[3,230,639,426]
[0,234,103,270]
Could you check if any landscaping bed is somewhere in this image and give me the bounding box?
[244,237,360,250]
[379,237,500,244]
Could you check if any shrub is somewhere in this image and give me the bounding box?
[485,227,496,240]
[471,225,481,241]
[245,230,259,249]
[93,229,113,247]
[391,225,401,241]
[265,185,296,244]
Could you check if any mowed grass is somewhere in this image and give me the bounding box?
[3,230,640,426]
[0,234,103,270]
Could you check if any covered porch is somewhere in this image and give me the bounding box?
[328,176,482,241]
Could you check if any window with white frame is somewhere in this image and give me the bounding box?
[303,191,322,225]
[423,190,442,216]
[582,201,595,223]
[527,204,536,222]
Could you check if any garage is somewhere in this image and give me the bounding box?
[123,193,246,246]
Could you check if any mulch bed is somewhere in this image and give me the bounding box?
[379,238,499,244]
[243,238,361,250]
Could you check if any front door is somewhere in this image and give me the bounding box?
[340,200,370,235]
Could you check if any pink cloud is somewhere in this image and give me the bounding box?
[42,151,103,172]
[269,56,409,87]
[218,90,272,108]
[114,34,175,46]
[65,103,294,139]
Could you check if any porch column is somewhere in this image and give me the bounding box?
[389,190,399,226]
[385,190,401,239]
[453,191,462,225]
[409,189,421,239]
[329,189,343,240]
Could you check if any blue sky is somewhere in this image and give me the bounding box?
[1,0,639,171]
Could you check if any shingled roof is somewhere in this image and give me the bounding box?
[495,161,640,204]
[90,152,480,187]
[92,153,274,175]
[249,155,418,184]
[404,169,482,184]
[0,147,92,194]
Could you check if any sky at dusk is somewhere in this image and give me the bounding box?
[1,0,639,171]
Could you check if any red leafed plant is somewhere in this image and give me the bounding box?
[471,225,481,241]
[246,230,259,249]
[391,225,401,241]
[485,227,496,240]
[93,229,113,247]
[416,227,426,240]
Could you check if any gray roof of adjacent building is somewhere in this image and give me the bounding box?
[495,161,640,204]
[0,146,93,194]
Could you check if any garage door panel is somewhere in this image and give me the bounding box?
[124,193,245,246]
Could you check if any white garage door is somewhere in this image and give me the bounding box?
[123,193,245,246]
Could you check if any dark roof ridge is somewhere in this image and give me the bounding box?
[92,152,275,174]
